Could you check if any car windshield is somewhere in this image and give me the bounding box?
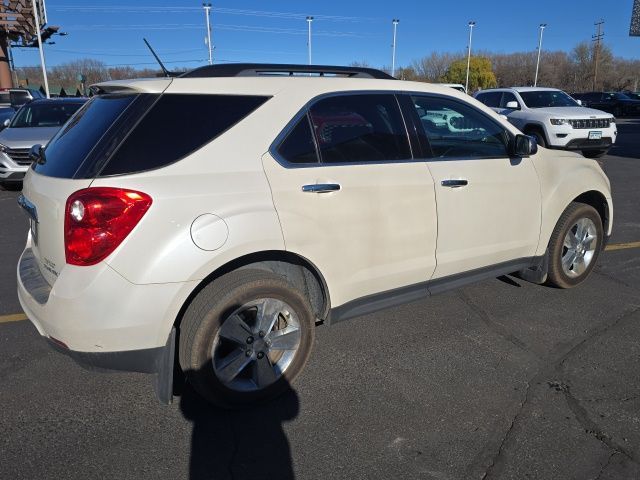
[519,90,579,108]
[9,102,84,128]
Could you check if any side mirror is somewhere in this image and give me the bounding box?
[505,101,520,110]
[29,144,43,164]
[512,134,538,157]
[3,118,10,127]
[576,99,583,106]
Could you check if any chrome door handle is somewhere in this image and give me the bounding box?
[441,179,468,188]
[302,183,341,193]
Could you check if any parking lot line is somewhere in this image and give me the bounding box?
[605,241,640,252]
[0,241,637,326]
[0,313,27,323]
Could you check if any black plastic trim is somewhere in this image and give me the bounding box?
[329,257,540,324]
[46,327,177,405]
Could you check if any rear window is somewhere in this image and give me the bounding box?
[100,94,269,176]
[32,93,269,179]
[32,94,138,178]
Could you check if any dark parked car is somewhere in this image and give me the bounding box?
[623,91,640,101]
[572,92,640,117]
[0,107,15,131]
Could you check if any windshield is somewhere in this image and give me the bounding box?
[519,90,579,108]
[9,102,84,128]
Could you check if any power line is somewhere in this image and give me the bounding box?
[50,5,377,23]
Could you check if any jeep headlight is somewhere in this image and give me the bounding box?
[550,118,569,126]
[0,143,7,153]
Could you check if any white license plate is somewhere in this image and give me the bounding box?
[588,131,602,140]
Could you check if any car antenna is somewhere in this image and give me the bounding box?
[143,38,172,77]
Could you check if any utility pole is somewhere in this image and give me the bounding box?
[32,0,49,98]
[391,19,399,77]
[465,21,476,94]
[534,23,547,87]
[203,3,213,65]
[306,16,314,65]
[592,19,604,91]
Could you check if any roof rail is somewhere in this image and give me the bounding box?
[180,63,395,80]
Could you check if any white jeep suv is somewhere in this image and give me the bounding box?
[474,87,616,159]
[16,64,612,407]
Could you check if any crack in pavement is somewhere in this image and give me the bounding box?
[456,291,538,361]
[548,381,638,464]
[479,382,531,480]
[474,305,640,479]
[593,452,616,480]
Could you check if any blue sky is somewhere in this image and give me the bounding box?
[13,0,640,71]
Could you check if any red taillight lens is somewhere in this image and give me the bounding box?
[64,187,152,266]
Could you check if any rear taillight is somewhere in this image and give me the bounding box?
[64,187,152,266]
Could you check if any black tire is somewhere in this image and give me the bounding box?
[582,149,607,159]
[547,202,603,289]
[0,181,22,191]
[179,269,315,408]
[526,129,547,148]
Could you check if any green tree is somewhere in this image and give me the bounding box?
[442,56,497,92]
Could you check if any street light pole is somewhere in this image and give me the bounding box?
[306,16,314,65]
[203,2,213,65]
[31,0,49,98]
[391,19,399,77]
[465,21,475,94]
[534,23,547,87]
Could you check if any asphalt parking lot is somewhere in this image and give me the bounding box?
[1,119,639,480]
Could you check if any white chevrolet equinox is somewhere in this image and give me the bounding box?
[16,64,613,407]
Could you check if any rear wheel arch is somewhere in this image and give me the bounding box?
[174,250,330,331]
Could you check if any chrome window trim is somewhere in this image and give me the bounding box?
[269,90,420,169]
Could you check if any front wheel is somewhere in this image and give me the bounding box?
[179,269,315,408]
[526,129,547,148]
[582,149,607,159]
[547,202,603,288]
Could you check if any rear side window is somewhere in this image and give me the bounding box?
[277,115,319,164]
[33,95,137,178]
[100,94,269,176]
[475,91,502,108]
[308,94,411,163]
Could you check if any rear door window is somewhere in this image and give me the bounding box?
[308,94,411,163]
[276,115,319,164]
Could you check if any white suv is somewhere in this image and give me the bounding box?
[16,64,613,407]
[474,87,616,159]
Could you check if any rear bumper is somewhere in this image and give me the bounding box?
[17,245,183,403]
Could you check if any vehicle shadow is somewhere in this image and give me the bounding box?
[179,374,299,480]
